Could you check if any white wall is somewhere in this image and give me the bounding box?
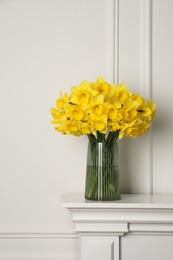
[0,0,172,258]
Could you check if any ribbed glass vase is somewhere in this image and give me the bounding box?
[85,138,120,201]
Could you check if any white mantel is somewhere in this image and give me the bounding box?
[62,194,173,260]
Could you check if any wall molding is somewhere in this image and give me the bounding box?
[0,226,78,239]
[142,0,153,99]
[141,0,154,194]
[106,0,119,84]
[114,0,119,85]
[0,233,78,239]
[2,224,173,238]
[0,254,78,260]
[129,223,173,236]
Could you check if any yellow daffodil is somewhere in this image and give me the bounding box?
[88,95,105,116]
[109,121,122,132]
[139,100,156,121]
[122,99,140,122]
[66,105,84,121]
[91,76,110,96]
[131,94,144,106]
[90,113,107,134]
[137,121,151,136]
[111,83,132,103]
[106,102,121,120]
[119,119,141,139]
[56,92,69,110]
[50,107,61,120]
[70,80,97,106]
[50,76,156,139]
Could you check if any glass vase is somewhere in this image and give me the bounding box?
[85,139,121,201]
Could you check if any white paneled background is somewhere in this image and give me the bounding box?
[0,0,172,259]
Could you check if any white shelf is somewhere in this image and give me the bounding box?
[62,193,173,209]
[62,194,173,260]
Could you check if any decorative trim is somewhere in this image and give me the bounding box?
[106,0,119,84]
[129,223,173,235]
[0,254,78,260]
[0,233,78,239]
[75,222,128,235]
[114,0,119,85]
[70,208,173,226]
[106,0,114,82]
[0,227,78,239]
[63,194,173,235]
[142,0,153,194]
[142,0,153,99]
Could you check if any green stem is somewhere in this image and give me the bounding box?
[87,133,97,142]
[106,130,119,145]
[97,131,105,142]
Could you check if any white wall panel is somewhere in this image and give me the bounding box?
[0,0,114,258]
[0,0,108,230]
[118,0,153,193]
[153,0,173,193]
[121,235,173,260]
[0,235,79,260]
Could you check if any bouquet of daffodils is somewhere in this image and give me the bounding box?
[50,76,156,141]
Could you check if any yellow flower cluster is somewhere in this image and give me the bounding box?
[50,76,156,139]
